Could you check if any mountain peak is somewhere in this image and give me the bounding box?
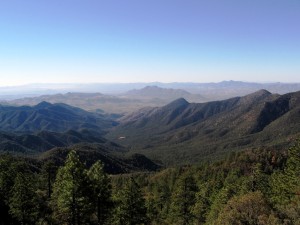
[35,101,52,109]
[238,89,272,106]
[243,89,272,99]
[164,98,189,109]
[125,86,191,97]
[143,85,161,90]
[254,89,271,95]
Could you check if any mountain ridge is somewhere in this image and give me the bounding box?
[107,90,300,164]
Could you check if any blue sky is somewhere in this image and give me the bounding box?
[0,0,299,86]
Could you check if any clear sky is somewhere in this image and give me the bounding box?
[0,0,299,86]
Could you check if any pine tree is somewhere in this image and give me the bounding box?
[192,182,211,224]
[9,172,39,225]
[169,173,198,225]
[51,150,92,225]
[88,160,112,225]
[114,177,148,225]
[41,160,57,199]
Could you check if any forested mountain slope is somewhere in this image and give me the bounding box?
[0,130,122,154]
[108,90,300,164]
[0,101,160,173]
[0,101,117,133]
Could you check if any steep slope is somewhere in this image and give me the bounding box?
[109,90,274,145]
[107,90,300,165]
[0,102,117,133]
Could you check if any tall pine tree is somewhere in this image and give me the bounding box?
[9,172,39,225]
[51,150,92,225]
[169,173,198,225]
[114,177,148,225]
[88,160,112,225]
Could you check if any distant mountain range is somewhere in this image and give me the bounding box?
[1,80,300,99]
[3,81,300,114]
[107,89,300,165]
[2,92,140,114]
[122,86,205,102]
[1,86,205,114]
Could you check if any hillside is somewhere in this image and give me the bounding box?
[0,130,160,174]
[37,143,160,174]
[0,102,117,133]
[107,90,300,165]
[0,130,123,154]
[0,101,160,174]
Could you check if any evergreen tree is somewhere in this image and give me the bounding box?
[154,183,171,221]
[192,182,211,224]
[88,160,112,225]
[9,172,39,225]
[169,173,198,225]
[36,160,57,224]
[114,177,148,225]
[51,150,92,225]
[145,196,159,223]
[41,160,57,199]
[250,163,269,194]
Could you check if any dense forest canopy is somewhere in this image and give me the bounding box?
[1,139,300,224]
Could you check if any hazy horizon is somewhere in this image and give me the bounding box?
[1,80,300,88]
[1,0,300,85]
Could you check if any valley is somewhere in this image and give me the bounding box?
[0,86,299,166]
[1,85,300,224]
